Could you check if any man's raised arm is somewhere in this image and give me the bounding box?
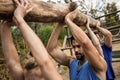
[0,21,24,80]
[65,10,107,79]
[13,0,62,80]
[86,17,103,57]
[46,23,73,66]
[96,22,112,47]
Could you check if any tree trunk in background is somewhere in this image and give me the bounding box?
[0,0,99,27]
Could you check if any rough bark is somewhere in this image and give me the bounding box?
[0,0,99,27]
[71,9,99,27]
[0,0,77,22]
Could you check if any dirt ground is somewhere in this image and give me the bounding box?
[112,42,120,80]
[112,62,120,80]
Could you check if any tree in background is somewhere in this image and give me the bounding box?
[104,2,119,27]
[35,23,66,46]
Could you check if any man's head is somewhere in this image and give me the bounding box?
[71,36,85,60]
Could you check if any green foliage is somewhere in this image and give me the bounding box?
[11,27,29,54]
[59,27,67,43]
[36,23,66,46]
[11,26,30,66]
[0,64,10,79]
[104,2,119,27]
[62,66,68,70]
[37,24,54,46]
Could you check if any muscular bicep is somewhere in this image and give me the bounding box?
[83,41,106,71]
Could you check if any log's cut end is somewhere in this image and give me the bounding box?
[0,0,15,21]
[69,2,78,11]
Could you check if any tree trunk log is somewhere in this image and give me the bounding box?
[0,0,99,27]
[71,9,99,27]
[0,0,77,22]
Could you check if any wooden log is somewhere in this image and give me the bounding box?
[0,0,99,27]
[0,0,77,22]
[68,9,99,27]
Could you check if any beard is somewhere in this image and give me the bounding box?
[76,54,85,60]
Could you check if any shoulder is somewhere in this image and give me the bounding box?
[68,56,76,65]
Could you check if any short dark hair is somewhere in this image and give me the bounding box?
[25,62,38,70]
[29,51,33,57]
[94,31,99,34]
[25,51,38,70]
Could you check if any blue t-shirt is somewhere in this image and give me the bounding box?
[69,59,100,80]
[102,44,115,80]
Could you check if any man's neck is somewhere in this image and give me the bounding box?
[78,59,86,69]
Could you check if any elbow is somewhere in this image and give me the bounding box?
[46,44,54,53]
[106,31,112,38]
[46,43,57,53]
[46,46,54,54]
[46,46,51,53]
[108,31,112,36]
[109,32,112,38]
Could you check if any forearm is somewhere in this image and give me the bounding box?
[66,16,89,44]
[46,23,70,66]
[86,18,103,57]
[96,25,112,47]
[46,23,63,52]
[96,26,112,37]
[87,27,104,57]
[96,21,112,38]
[86,18,100,45]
